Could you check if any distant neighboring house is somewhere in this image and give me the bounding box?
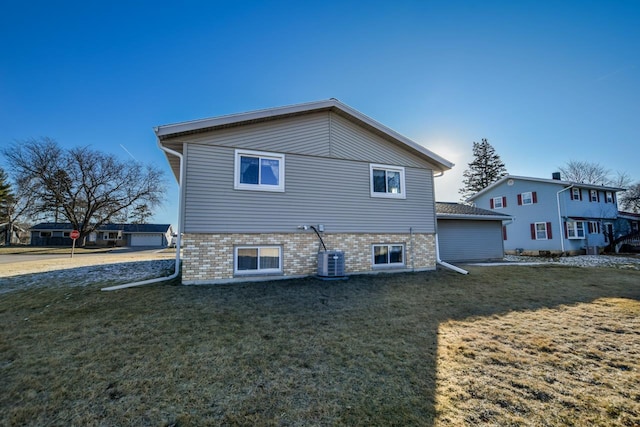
[616,211,640,252]
[467,173,625,255]
[436,202,511,262]
[155,99,454,284]
[30,223,173,248]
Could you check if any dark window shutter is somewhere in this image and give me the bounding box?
[503,226,507,241]
[533,192,538,203]
[579,189,583,201]
[490,198,494,209]
[597,191,600,202]
[564,222,568,238]
[588,222,593,233]
[598,223,601,233]
[517,194,522,205]
[502,196,507,207]
[547,222,552,239]
[570,190,574,200]
[531,223,536,240]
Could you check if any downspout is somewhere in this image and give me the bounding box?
[435,234,468,274]
[556,185,574,253]
[101,140,184,291]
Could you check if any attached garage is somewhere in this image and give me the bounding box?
[437,202,511,263]
[130,233,164,247]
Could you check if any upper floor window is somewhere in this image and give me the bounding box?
[566,221,585,239]
[571,188,582,201]
[370,164,405,199]
[235,149,285,192]
[518,191,537,205]
[605,191,614,203]
[589,190,599,202]
[491,196,506,209]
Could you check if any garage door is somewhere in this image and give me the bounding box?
[130,234,163,247]
[438,220,504,262]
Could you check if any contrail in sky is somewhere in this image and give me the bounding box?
[120,144,137,161]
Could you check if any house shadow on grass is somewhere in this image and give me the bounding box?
[147,265,640,425]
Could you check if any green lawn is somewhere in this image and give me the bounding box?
[1,265,639,426]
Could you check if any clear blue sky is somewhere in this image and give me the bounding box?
[2,1,638,227]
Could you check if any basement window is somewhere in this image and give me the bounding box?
[235,246,282,275]
[372,244,405,267]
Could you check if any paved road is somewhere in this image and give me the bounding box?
[0,248,169,265]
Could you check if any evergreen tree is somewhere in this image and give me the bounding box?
[459,139,507,200]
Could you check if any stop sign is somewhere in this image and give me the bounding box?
[70,230,80,240]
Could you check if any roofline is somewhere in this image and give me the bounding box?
[154,99,454,172]
[437,213,513,221]
[467,174,626,201]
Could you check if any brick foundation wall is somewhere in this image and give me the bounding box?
[182,232,436,284]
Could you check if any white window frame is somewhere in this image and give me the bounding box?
[234,149,285,192]
[493,196,504,209]
[370,164,406,199]
[535,222,549,240]
[522,192,533,205]
[567,221,585,239]
[103,232,122,240]
[605,191,614,203]
[588,221,600,234]
[234,246,283,275]
[372,244,405,267]
[571,187,581,200]
[590,190,598,202]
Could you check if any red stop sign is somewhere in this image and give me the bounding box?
[70,230,80,240]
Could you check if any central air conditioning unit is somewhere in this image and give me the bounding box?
[317,250,345,278]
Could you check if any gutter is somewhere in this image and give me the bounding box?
[101,141,184,291]
[556,185,574,253]
[435,234,468,275]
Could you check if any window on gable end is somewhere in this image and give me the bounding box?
[370,164,405,199]
[235,149,285,192]
[492,196,506,209]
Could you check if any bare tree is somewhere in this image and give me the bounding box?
[558,160,610,185]
[619,183,640,213]
[131,204,153,224]
[3,137,167,245]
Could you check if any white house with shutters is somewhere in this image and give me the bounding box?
[467,173,625,255]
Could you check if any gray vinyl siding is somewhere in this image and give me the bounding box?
[437,220,504,262]
[171,112,437,169]
[329,114,431,169]
[183,144,436,234]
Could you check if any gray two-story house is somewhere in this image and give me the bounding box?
[467,173,624,255]
[155,99,454,284]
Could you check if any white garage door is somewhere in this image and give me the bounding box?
[130,234,163,247]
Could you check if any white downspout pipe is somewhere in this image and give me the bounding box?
[101,141,184,291]
[556,185,574,254]
[435,234,468,275]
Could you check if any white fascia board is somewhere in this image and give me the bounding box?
[437,214,513,221]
